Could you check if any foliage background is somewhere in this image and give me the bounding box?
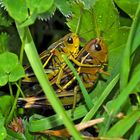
[0,0,140,139]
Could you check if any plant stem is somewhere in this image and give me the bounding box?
[8,83,14,100]
[15,82,25,98]
[6,87,20,124]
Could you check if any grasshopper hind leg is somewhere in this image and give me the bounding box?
[71,86,80,117]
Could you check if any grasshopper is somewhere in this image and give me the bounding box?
[23,33,98,90]
[23,33,80,84]
[18,37,107,108]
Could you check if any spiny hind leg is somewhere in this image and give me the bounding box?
[56,67,65,90]
[62,77,76,90]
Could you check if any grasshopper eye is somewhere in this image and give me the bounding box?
[90,43,102,52]
[67,36,73,44]
[94,44,101,51]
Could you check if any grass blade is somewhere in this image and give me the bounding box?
[120,3,140,90]
[82,74,119,122]
[106,110,140,137]
[62,54,93,109]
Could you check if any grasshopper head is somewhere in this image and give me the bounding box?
[85,38,107,64]
[63,33,80,57]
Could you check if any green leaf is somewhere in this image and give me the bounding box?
[0,95,12,117]
[55,0,71,16]
[0,52,18,73]
[106,110,140,137]
[19,14,37,28]
[108,27,129,69]
[0,68,8,86]
[0,127,7,140]
[0,112,7,140]
[67,0,119,41]
[26,0,54,15]
[38,4,56,21]
[9,63,25,82]
[107,63,140,115]
[23,120,34,140]
[82,74,119,122]
[20,0,54,27]
[3,0,54,25]
[115,0,140,18]
[67,3,96,40]
[29,105,88,131]
[78,0,96,9]
[130,123,140,140]
[6,128,26,140]
[2,0,28,22]
[120,3,140,89]
[0,52,25,86]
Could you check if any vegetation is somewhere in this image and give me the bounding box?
[0,0,140,139]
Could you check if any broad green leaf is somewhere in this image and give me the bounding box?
[2,0,28,22]
[67,3,96,40]
[3,0,54,25]
[38,4,56,21]
[0,112,7,140]
[106,110,140,137]
[67,0,119,42]
[26,0,54,15]
[55,0,71,16]
[115,0,140,18]
[19,14,37,28]
[0,52,25,86]
[108,27,129,69]
[0,68,8,86]
[0,127,7,140]
[20,0,54,27]
[0,95,11,117]
[78,0,96,9]
[9,64,25,82]
[119,16,132,27]
[0,52,18,73]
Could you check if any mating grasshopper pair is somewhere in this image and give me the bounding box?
[18,33,107,108]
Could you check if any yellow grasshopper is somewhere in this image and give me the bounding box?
[18,37,108,108]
